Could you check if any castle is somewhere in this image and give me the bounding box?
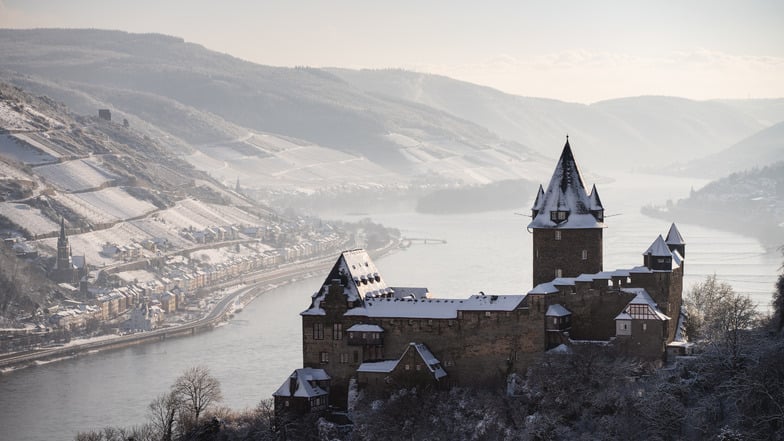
[274,139,686,413]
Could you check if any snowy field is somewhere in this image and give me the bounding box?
[52,188,157,224]
[0,202,59,236]
[185,133,399,191]
[0,100,65,132]
[34,159,118,192]
[0,158,32,181]
[36,222,158,265]
[157,199,264,231]
[0,134,57,165]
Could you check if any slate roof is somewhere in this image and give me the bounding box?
[528,139,605,230]
[358,342,447,380]
[644,235,672,257]
[546,304,571,317]
[344,294,526,319]
[665,223,685,245]
[273,368,330,398]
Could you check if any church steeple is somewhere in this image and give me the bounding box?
[528,138,605,287]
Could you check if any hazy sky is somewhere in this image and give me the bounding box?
[2,0,782,103]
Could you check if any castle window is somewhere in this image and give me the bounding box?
[320,352,329,364]
[416,364,422,371]
[643,323,647,331]
[333,323,343,340]
[313,323,324,340]
[555,231,562,241]
[353,351,359,363]
[340,353,349,363]
[485,311,492,318]
[550,210,568,222]
[405,364,410,371]
[555,268,563,278]
[582,249,588,260]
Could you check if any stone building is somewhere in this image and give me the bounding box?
[283,139,686,411]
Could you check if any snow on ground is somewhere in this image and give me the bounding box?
[36,222,153,265]
[0,101,36,132]
[115,269,158,284]
[0,134,57,165]
[52,187,157,224]
[33,158,118,192]
[0,202,59,236]
[0,158,33,181]
[158,199,263,231]
[12,133,64,160]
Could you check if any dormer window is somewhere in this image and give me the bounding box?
[550,210,568,222]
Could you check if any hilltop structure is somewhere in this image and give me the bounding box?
[274,139,686,413]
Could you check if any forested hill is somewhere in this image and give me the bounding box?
[644,161,784,249]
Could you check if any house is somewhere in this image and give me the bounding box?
[273,368,331,415]
[280,139,686,412]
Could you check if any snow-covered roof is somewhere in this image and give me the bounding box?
[619,288,670,321]
[644,235,672,257]
[546,304,571,317]
[347,324,384,333]
[665,223,685,245]
[344,294,526,319]
[273,368,330,398]
[357,360,398,373]
[358,343,447,380]
[527,139,605,230]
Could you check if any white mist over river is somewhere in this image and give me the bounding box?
[1,172,780,441]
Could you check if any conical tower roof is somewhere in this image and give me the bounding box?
[527,138,604,229]
[665,223,685,245]
[644,235,672,257]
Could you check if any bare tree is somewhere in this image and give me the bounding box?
[148,391,180,441]
[773,271,784,332]
[171,365,223,425]
[687,275,758,368]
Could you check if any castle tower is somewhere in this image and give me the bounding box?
[665,223,685,260]
[528,138,605,287]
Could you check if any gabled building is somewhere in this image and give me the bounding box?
[273,368,331,415]
[280,138,686,412]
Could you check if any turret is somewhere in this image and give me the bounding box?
[528,137,605,286]
[643,235,673,271]
[665,223,685,259]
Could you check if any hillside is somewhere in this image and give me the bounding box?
[327,68,777,171]
[665,121,784,179]
[0,29,551,195]
[643,161,784,249]
[0,82,279,320]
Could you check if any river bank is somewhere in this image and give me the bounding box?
[0,242,401,373]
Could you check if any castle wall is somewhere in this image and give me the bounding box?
[546,288,635,341]
[532,228,603,287]
[302,285,548,407]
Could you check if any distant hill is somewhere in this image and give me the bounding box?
[327,68,778,171]
[643,161,784,248]
[664,121,784,179]
[0,29,551,193]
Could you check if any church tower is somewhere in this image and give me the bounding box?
[528,138,605,287]
[56,217,72,272]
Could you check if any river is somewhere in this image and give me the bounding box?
[0,172,780,440]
